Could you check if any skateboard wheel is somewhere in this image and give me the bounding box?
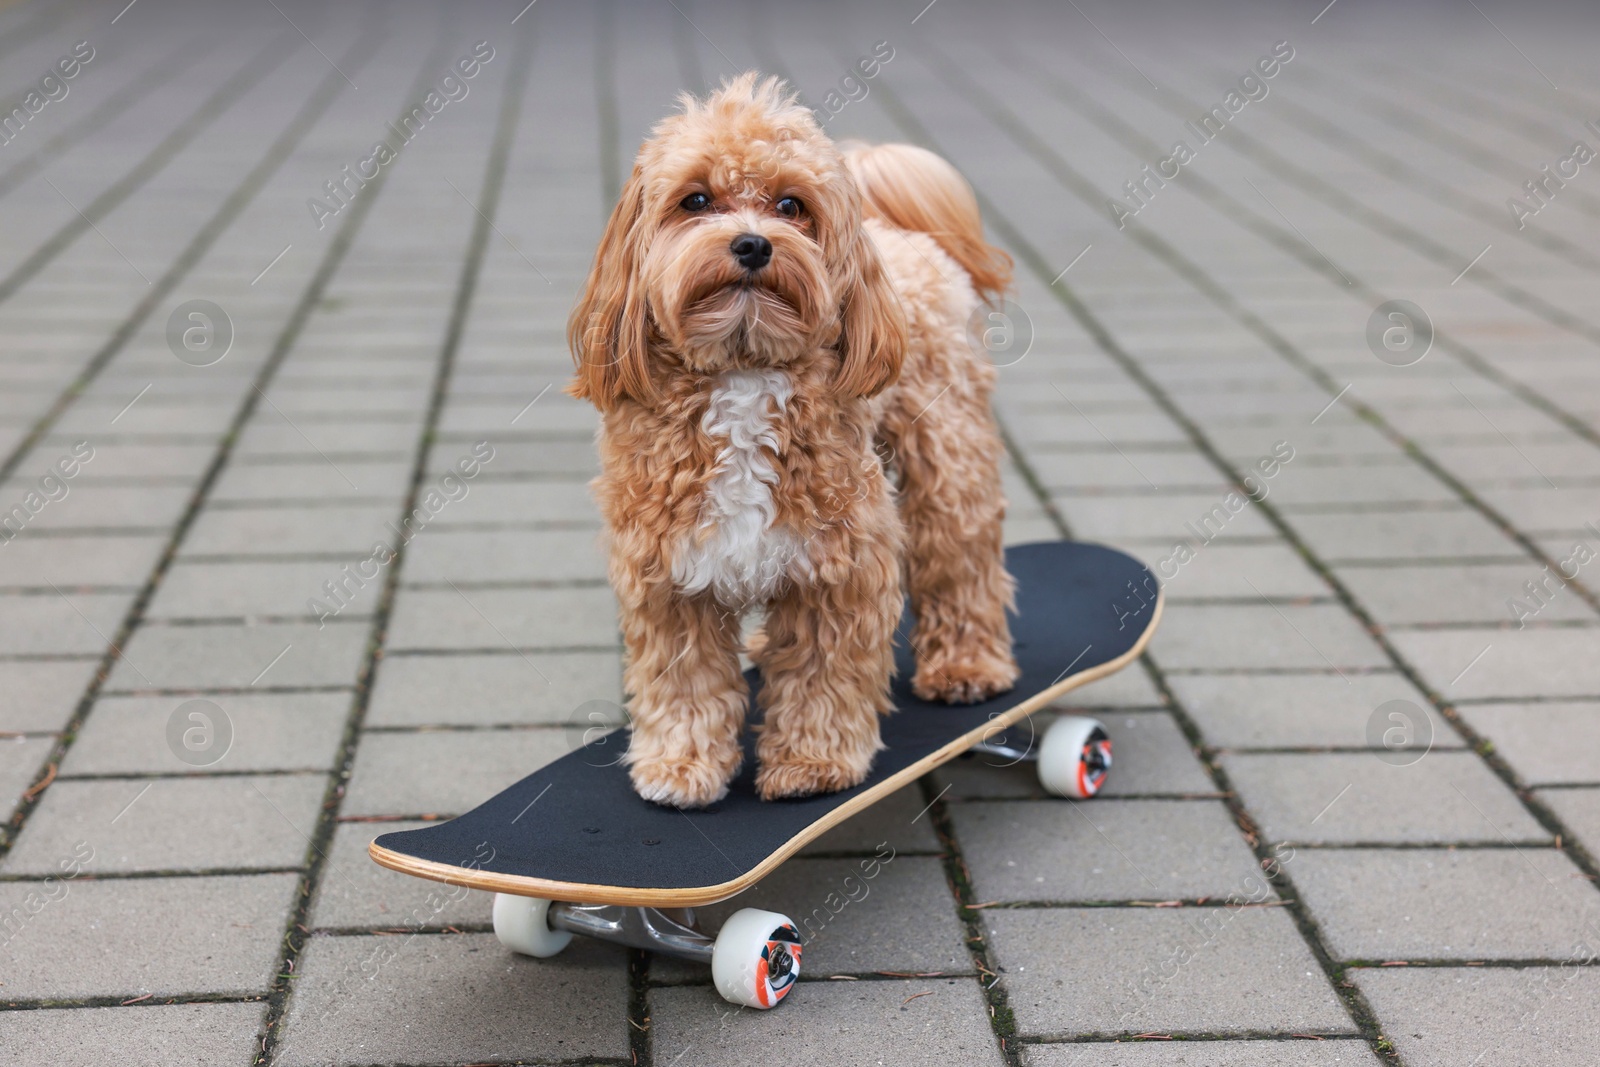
[492,893,573,958]
[711,908,802,1009]
[1038,715,1111,799]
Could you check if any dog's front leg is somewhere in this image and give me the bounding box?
[617,579,747,808]
[753,543,901,800]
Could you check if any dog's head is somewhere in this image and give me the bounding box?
[568,72,906,410]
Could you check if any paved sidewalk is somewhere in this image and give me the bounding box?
[1,1,1598,1064]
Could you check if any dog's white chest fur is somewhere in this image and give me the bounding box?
[672,369,811,606]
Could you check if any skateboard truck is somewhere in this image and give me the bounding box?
[549,903,715,962]
[493,895,803,1009]
[971,715,1112,799]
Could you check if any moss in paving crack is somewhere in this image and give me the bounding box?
[918,776,1023,1067]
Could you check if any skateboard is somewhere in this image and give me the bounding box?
[370,540,1162,1008]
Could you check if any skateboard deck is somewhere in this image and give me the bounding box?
[370,540,1162,908]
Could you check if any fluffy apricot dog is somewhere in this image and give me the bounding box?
[568,73,1017,807]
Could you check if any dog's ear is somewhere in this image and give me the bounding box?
[567,165,655,410]
[832,224,907,399]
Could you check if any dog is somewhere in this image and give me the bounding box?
[568,73,1018,807]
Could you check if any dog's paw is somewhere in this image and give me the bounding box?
[628,755,737,809]
[755,753,872,801]
[912,652,1020,705]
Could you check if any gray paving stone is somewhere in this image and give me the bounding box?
[1222,752,1547,845]
[0,873,297,999]
[1137,542,1329,600]
[933,711,1212,799]
[256,387,430,417]
[398,527,607,583]
[983,907,1352,1036]
[366,649,622,726]
[235,418,421,457]
[1060,662,1166,708]
[1009,410,1192,447]
[383,585,620,651]
[273,933,628,1065]
[1051,493,1278,544]
[61,691,348,775]
[437,397,598,437]
[0,593,131,655]
[1024,1039,1383,1066]
[208,459,412,502]
[799,781,942,855]
[31,442,215,480]
[3,774,324,875]
[1355,968,1600,1067]
[0,485,193,532]
[1291,847,1600,960]
[421,478,599,525]
[1005,510,1063,544]
[427,439,597,477]
[655,855,968,979]
[1389,628,1600,700]
[1152,604,1390,671]
[145,559,384,619]
[649,977,1005,1067]
[0,535,165,587]
[1286,509,1523,561]
[952,800,1261,902]
[1251,463,1463,508]
[0,659,97,733]
[0,1002,265,1067]
[1457,703,1600,786]
[342,729,569,816]
[308,820,490,931]
[1026,449,1222,491]
[1167,673,1434,749]
[1538,788,1600,861]
[1429,443,1600,482]
[105,620,370,690]
[1335,563,1595,626]
[1476,486,1600,533]
[0,735,53,812]
[182,503,401,556]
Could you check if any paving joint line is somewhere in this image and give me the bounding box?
[0,22,389,859]
[1037,41,1600,457]
[249,21,538,1064]
[868,59,1410,1067]
[0,26,386,491]
[899,50,1600,889]
[0,31,300,308]
[949,44,1600,630]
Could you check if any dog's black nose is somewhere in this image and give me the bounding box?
[730,232,772,270]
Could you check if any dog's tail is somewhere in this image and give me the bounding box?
[840,141,1012,304]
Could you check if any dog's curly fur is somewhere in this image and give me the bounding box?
[568,73,1018,807]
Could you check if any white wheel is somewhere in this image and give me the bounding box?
[1038,715,1111,798]
[711,908,801,1009]
[492,893,573,958]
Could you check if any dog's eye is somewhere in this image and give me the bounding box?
[680,192,711,212]
[775,197,803,218]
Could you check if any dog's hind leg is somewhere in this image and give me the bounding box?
[877,340,1020,706]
